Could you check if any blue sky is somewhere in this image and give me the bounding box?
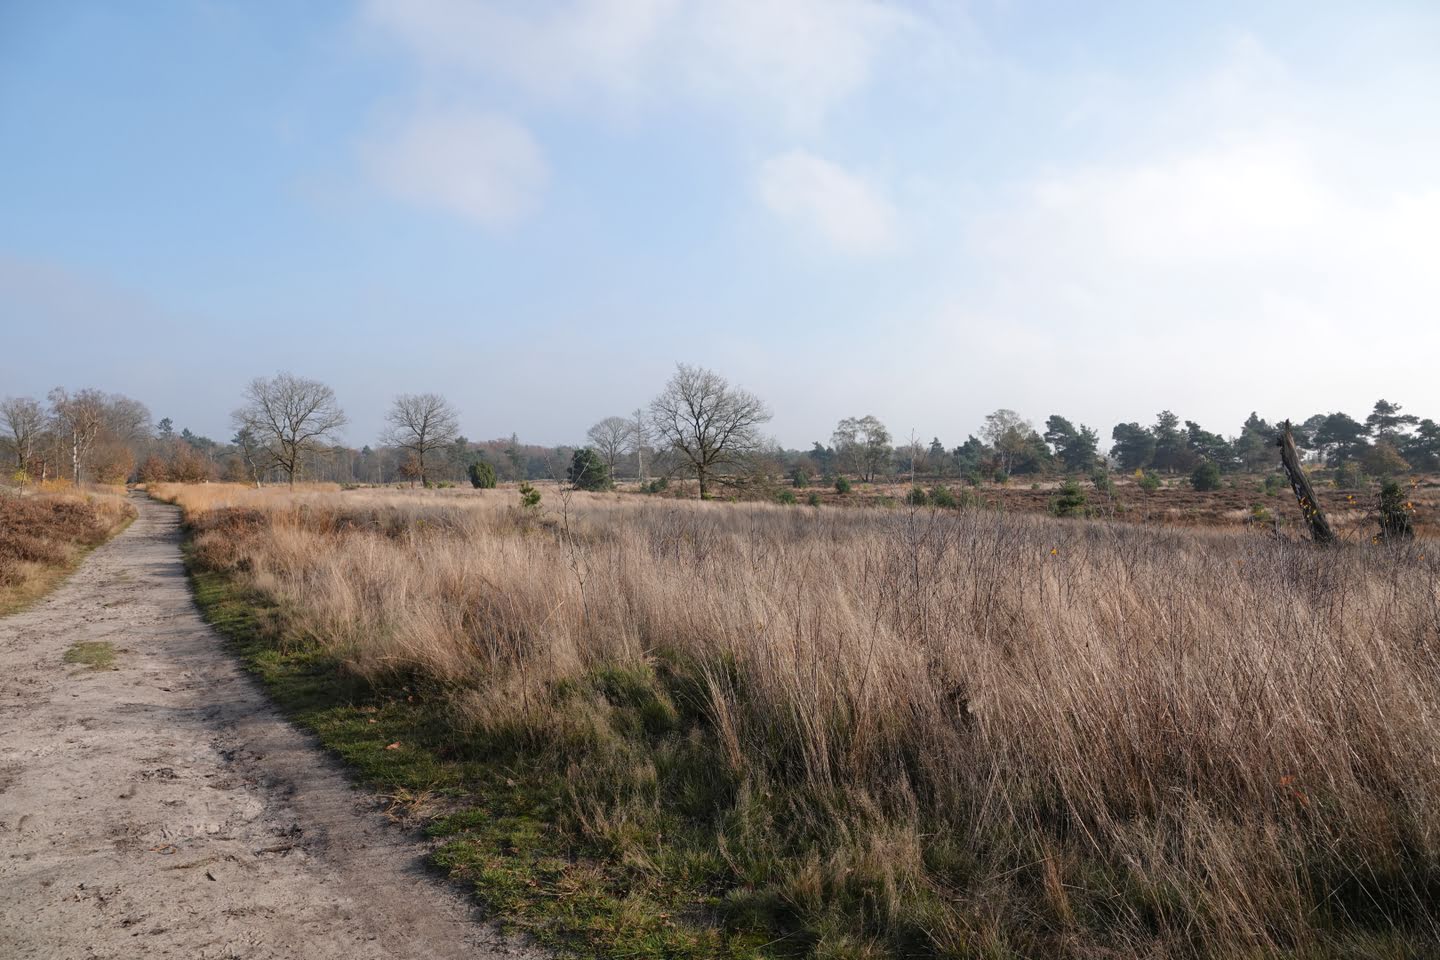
[3,1,1439,448]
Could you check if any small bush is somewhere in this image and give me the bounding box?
[1139,471,1162,493]
[518,481,541,510]
[1378,479,1414,541]
[834,476,852,495]
[1333,463,1363,489]
[791,469,810,489]
[1092,471,1115,495]
[776,490,797,505]
[1191,462,1222,492]
[468,461,497,489]
[568,448,613,491]
[642,477,669,494]
[1262,473,1284,497]
[806,492,821,507]
[1049,479,1088,518]
[905,486,928,506]
[928,485,957,508]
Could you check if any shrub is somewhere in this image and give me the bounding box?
[1191,462,1222,492]
[642,477,669,494]
[928,485,957,509]
[1378,479,1414,540]
[806,492,821,507]
[1139,471,1162,493]
[905,486,928,506]
[963,471,983,488]
[1262,473,1284,497]
[518,481,541,510]
[993,470,1010,484]
[1092,470,1115,495]
[834,476,852,495]
[568,448,613,491]
[776,490,797,505]
[1049,479,1088,518]
[467,461,497,489]
[791,469,810,489]
[1250,503,1273,524]
[1333,462,1363,490]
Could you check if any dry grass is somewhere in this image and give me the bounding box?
[155,481,1440,957]
[0,488,135,613]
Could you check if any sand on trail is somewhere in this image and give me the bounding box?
[0,494,538,960]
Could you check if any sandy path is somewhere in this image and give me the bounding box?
[0,495,533,959]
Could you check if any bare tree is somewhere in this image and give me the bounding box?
[649,363,771,499]
[48,387,109,485]
[628,407,652,482]
[1,396,45,478]
[381,393,460,487]
[586,416,632,479]
[232,373,347,487]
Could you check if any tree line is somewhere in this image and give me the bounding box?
[4,366,1436,494]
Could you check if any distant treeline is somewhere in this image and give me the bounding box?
[3,369,1435,489]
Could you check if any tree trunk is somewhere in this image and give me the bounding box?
[697,468,707,499]
[1278,421,1336,545]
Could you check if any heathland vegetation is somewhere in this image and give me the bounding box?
[0,488,134,613]
[153,480,1440,958]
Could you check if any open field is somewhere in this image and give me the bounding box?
[0,487,135,614]
[149,481,1440,958]
[636,473,1440,537]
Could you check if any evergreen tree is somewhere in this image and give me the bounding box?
[1110,422,1155,471]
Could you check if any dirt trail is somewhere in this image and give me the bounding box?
[0,494,534,959]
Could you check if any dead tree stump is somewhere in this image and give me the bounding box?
[1277,420,1336,545]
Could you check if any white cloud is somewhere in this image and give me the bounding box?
[360,0,918,131]
[758,150,898,256]
[366,109,548,225]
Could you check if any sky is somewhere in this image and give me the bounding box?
[2,0,1439,449]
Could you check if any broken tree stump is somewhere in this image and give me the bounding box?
[1277,420,1336,545]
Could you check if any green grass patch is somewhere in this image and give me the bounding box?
[185,561,787,960]
[63,640,117,670]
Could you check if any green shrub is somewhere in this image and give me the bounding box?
[642,477,668,494]
[568,448,613,491]
[1049,479,1088,518]
[467,460,497,489]
[1262,473,1284,497]
[1250,503,1273,524]
[791,469,810,489]
[1334,463,1362,490]
[1139,471,1162,493]
[964,471,983,488]
[1190,462,1222,492]
[518,481,541,510]
[806,492,821,507]
[1092,471,1115,495]
[905,486,928,506]
[834,476,851,494]
[993,470,1010,485]
[776,490,797,505]
[928,485,957,508]
[1378,479,1415,541]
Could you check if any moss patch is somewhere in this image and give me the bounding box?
[63,640,117,670]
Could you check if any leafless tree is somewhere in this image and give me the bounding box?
[232,372,347,487]
[649,363,771,499]
[1,396,45,478]
[586,416,632,479]
[381,393,460,488]
[48,387,110,485]
[629,407,652,482]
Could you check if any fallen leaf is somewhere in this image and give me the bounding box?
[384,742,401,751]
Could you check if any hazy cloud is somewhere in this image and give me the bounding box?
[360,0,918,130]
[759,150,898,256]
[366,109,548,225]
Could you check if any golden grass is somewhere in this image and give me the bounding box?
[0,487,135,614]
[156,481,1440,957]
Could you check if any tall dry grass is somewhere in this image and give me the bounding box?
[155,482,1440,957]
